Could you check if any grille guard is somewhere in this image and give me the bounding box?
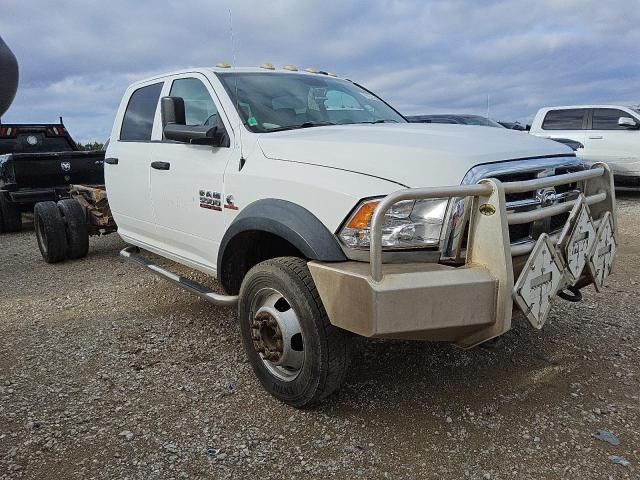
[441,156,591,262]
[368,162,615,347]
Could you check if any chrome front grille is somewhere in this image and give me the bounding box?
[440,156,594,261]
[499,168,583,245]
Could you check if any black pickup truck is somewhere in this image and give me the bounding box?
[0,120,105,232]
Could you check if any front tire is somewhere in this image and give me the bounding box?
[238,257,351,408]
[34,201,68,263]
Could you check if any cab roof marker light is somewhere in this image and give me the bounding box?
[304,67,319,73]
[216,62,231,68]
[283,64,298,71]
[260,63,276,70]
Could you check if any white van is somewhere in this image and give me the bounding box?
[530,105,640,188]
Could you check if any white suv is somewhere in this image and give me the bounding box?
[530,105,640,188]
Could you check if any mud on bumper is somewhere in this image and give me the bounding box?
[309,163,617,348]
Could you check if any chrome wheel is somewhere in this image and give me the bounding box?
[250,287,304,381]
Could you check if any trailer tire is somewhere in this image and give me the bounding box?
[0,192,22,233]
[34,201,68,263]
[238,257,351,408]
[57,198,89,259]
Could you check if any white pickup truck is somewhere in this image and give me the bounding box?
[529,105,640,189]
[104,66,617,407]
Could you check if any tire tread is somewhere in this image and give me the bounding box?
[34,201,68,263]
[275,257,351,400]
[57,198,89,259]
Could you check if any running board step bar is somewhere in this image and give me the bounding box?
[120,246,238,307]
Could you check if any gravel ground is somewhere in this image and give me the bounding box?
[1,195,639,479]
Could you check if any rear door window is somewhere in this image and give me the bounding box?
[541,109,586,130]
[120,83,163,141]
[592,108,631,130]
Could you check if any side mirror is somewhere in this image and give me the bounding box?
[161,96,185,127]
[164,123,219,145]
[161,96,222,146]
[618,116,639,129]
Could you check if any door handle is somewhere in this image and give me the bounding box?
[151,161,170,170]
[589,135,603,139]
[104,157,119,165]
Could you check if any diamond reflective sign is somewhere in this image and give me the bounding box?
[588,211,616,292]
[514,234,564,329]
[557,197,596,283]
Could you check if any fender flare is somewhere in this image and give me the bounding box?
[217,198,347,275]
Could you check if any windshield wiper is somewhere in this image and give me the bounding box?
[265,121,336,132]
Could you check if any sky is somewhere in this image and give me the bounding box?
[1,0,639,143]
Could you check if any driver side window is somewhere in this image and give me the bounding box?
[169,78,218,127]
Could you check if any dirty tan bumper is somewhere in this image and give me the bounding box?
[310,162,616,348]
[308,261,498,343]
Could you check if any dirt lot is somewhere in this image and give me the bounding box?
[1,195,638,480]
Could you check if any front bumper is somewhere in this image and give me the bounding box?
[614,174,640,190]
[607,158,640,177]
[309,163,617,348]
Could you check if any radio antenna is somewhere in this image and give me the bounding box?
[227,6,244,164]
[486,93,491,120]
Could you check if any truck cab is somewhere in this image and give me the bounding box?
[107,66,617,407]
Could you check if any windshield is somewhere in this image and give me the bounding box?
[217,72,406,132]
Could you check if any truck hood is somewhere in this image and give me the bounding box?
[257,123,573,187]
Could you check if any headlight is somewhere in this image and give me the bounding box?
[338,198,448,250]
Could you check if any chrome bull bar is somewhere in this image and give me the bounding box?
[370,164,614,283]
[370,183,492,282]
[368,162,615,347]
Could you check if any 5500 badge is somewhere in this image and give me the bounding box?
[199,190,221,211]
[198,190,238,211]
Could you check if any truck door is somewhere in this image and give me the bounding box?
[105,81,164,246]
[536,108,587,147]
[581,108,640,177]
[148,75,235,273]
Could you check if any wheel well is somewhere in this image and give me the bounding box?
[219,230,305,295]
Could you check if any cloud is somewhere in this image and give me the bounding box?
[1,0,638,141]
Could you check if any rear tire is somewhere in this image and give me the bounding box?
[34,201,67,263]
[0,193,22,233]
[57,198,89,259]
[238,257,351,408]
